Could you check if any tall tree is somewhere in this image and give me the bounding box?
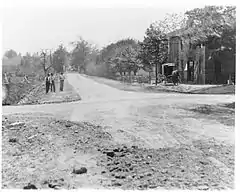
[52,44,67,73]
[182,6,236,83]
[70,37,92,73]
[99,38,141,77]
[40,50,53,76]
[183,6,236,54]
[139,24,168,84]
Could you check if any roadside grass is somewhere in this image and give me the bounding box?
[85,75,235,95]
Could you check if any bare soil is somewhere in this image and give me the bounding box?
[2,110,234,190]
[2,73,235,190]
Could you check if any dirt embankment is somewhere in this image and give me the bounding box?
[2,77,42,105]
[3,79,81,106]
[2,112,234,190]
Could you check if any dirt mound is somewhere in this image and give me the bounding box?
[17,80,81,105]
[98,142,234,190]
[2,114,234,190]
[2,115,112,189]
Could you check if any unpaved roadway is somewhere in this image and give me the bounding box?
[3,73,235,148]
[2,73,235,189]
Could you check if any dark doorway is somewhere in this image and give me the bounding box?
[163,65,174,77]
[187,61,194,82]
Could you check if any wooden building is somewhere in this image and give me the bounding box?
[164,31,235,84]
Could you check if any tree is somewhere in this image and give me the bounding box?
[183,6,236,54]
[70,37,92,73]
[182,6,236,83]
[52,44,67,73]
[98,38,142,78]
[4,49,18,59]
[116,44,142,76]
[139,24,168,85]
[40,50,53,76]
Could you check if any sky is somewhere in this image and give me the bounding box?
[1,0,230,55]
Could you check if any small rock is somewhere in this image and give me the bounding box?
[110,167,117,172]
[161,169,168,174]
[9,138,17,143]
[74,130,78,133]
[132,145,138,149]
[149,185,158,189]
[139,184,148,189]
[200,161,208,165]
[146,173,152,176]
[72,167,87,174]
[163,178,168,182]
[65,124,72,127]
[113,148,120,152]
[112,182,121,186]
[23,183,37,189]
[106,151,115,158]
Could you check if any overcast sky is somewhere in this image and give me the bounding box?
[1,1,226,55]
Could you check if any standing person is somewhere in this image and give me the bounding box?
[172,68,180,86]
[45,73,50,94]
[59,72,65,91]
[50,73,56,92]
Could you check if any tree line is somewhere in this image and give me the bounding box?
[3,6,236,81]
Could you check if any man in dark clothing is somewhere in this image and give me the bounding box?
[50,73,56,92]
[172,69,180,86]
[45,73,50,94]
[59,72,65,91]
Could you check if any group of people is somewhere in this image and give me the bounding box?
[45,72,65,94]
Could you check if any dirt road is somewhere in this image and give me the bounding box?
[3,73,234,148]
[2,73,235,189]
